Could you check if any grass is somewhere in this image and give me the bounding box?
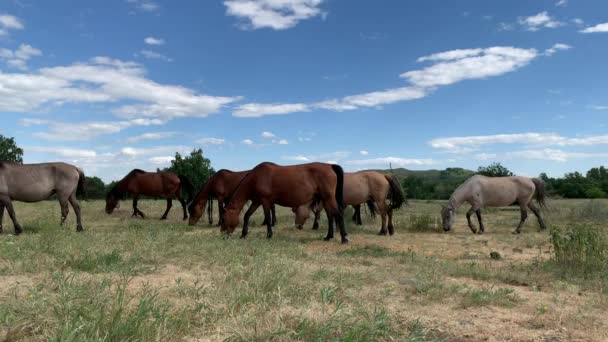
[0,199,607,341]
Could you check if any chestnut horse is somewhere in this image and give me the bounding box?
[222,162,348,244]
[188,169,276,227]
[106,169,193,220]
[297,171,406,235]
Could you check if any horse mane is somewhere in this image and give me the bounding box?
[107,169,147,199]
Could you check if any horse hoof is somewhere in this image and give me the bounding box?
[14,229,22,236]
[267,234,273,239]
[240,235,247,239]
[341,237,349,244]
[378,231,388,236]
[512,230,520,235]
[323,236,333,242]
[76,226,84,232]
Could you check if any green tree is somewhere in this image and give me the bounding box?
[0,135,24,163]
[477,162,514,177]
[165,149,215,193]
[84,176,106,199]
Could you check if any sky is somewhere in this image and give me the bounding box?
[1,0,607,182]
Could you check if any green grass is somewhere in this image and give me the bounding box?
[460,287,522,308]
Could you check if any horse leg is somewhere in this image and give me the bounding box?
[513,204,528,234]
[133,197,145,219]
[528,202,547,231]
[177,197,188,221]
[58,196,70,227]
[0,203,4,233]
[69,192,84,232]
[312,207,321,230]
[271,204,277,227]
[475,210,485,234]
[323,208,335,241]
[263,204,273,239]
[241,202,261,239]
[208,199,213,225]
[387,207,395,236]
[466,207,478,234]
[377,202,389,236]
[335,207,348,244]
[0,196,22,235]
[218,200,226,227]
[161,199,172,220]
[352,204,361,225]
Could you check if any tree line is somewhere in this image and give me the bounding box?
[1,134,607,200]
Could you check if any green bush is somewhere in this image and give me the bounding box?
[550,225,608,277]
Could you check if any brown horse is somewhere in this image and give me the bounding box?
[0,162,85,234]
[106,169,193,220]
[298,171,406,235]
[222,162,348,243]
[188,169,276,227]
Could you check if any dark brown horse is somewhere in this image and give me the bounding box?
[106,169,193,220]
[221,162,348,244]
[188,169,276,227]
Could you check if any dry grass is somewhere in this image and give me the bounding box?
[0,199,607,341]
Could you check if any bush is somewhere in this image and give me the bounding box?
[550,225,608,277]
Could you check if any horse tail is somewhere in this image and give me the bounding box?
[366,200,378,218]
[178,175,195,204]
[76,168,86,199]
[532,178,547,210]
[331,164,345,212]
[385,174,406,209]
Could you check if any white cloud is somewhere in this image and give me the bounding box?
[121,145,191,156]
[274,139,288,145]
[0,57,239,119]
[241,139,254,145]
[344,157,441,168]
[430,132,608,153]
[139,50,172,62]
[483,149,608,163]
[127,0,159,12]
[224,0,324,30]
[196,137,225,145]
[518,12,563,31]
[580,23,608,34]
[359,150,369,156]
[590,105,608,110]
[18,118,49,126]
[544,43,571,56]
[0,13,24,36]
[234,45,556,117]
[233,103,309,117]
[283,151,350,163]
[283,155,310,162]
[149,156,174,165]
[144,37,165,45]
[555,0,567,7]
[0,44,42,70]
[32,119,165,142]
[26,146,97,158]
[261,131,276,138]
[572,18,584,26]
[126,132,176,143]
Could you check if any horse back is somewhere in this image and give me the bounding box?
[0,162,80,202]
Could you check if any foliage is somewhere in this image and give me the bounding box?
[477,162,514,177]
[84,176,106,199]
[0,135,23,163]
[544,168,608,199]
[550,225,608,277]
[401,168,474,200]
[165,149,215,192]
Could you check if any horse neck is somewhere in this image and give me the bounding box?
[226,176,252,212]
[448,185,467,210]
[193,179,213,208]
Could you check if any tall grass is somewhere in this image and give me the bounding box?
[406,214,440,232]
[550,225,608,277]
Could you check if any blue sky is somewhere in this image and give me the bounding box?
[1,0,607,182]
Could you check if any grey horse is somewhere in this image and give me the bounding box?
[0,162,85,235]
[441,175,547,234]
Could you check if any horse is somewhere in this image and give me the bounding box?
[296,171,406,235]
[441,175,547,234]
[106,169,194,220]
[188,169,276,227]
[221,162,349,244]
[0,162,85,235]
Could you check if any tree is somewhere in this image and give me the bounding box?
[84,176,106,199]
[477,162,514,177]
[0,135,24,163]
[165,149,215,194]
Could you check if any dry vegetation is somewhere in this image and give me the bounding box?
[1,199,607,341]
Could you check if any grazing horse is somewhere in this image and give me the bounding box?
[222,162,348,244]
[0,162,85,235]
[441,175,547,234]
[106,169,193,220]
[298,171,406,235]
[188,169,276,227]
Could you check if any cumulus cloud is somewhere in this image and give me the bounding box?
[261,131,276,138]
[149,156,175,165]
[0,56,239,119]
[241,139,254,145]
[120,145,191,157]
[126,132,177,143]
[144,37,164,45]
[224,0,324,30]
[283,151,350,163]
[477,149,608,163]
[196,137,225,145]
[0,13,24,36]
[31,118,165,142]
[430,132,608,153]
[0,44,42,70]
[234,44,561,117]
[580,23,608,33]
[139,50,172,62]
[555,0,567,7]
[26,146,97,158]
[359,150,369,156]
[127,0,159,12]
[343,157,441,168]
[518,12,563,31]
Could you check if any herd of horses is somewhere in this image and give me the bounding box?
[0,161,549,241]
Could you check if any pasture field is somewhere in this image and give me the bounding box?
[1,199,607,341]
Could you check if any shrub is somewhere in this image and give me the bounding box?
[550,225,608,277]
